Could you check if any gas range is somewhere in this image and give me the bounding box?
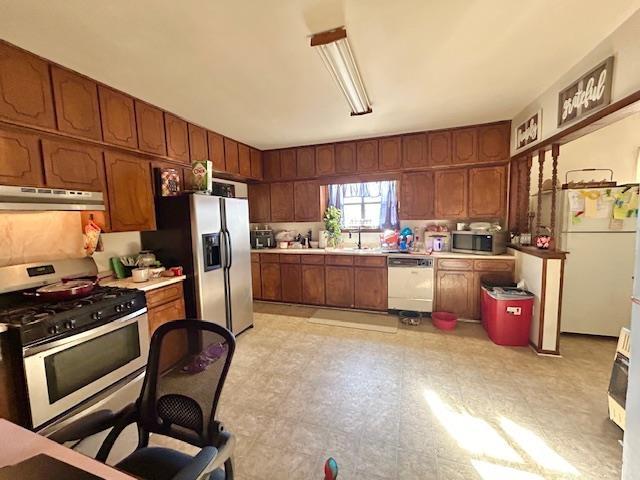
[0,286,146,346]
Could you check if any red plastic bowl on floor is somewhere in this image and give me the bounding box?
[432,311,458,330]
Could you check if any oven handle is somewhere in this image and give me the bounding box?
[22,308,147,358]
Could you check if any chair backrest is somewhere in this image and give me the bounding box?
[137,319,236,447]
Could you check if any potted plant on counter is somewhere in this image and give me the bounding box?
[323,206,342,248]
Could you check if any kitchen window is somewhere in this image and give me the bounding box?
[327,180,398,230]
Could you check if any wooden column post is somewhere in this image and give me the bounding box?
[536,149,545,234]
[550,144,560,246]
[524,155,532,232]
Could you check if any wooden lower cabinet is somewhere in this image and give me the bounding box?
[354,267,388,311]
[260,262,281,301]
[436,270,475,319]
[302,264,325,305]
[251,260,262,299]
[281,263,302,303]
[145,283,186,372]
[325,266,354,307]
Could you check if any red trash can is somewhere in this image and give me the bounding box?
[481,286,534,346]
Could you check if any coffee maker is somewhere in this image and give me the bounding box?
[250,228,275,249]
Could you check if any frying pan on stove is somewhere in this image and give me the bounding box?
[24,277,99,301]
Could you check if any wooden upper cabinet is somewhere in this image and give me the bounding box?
[41,138,105,191]
[468,164,507,219]
[400,171,435,220]
[238,143,251,177]
[452,127,478,165]
[435,169,468,219]
[250,148,263,180]
[402,133,428,168]
[188,124,208,161]
[428,131,452,167]
[325,266,354,308]
[104,152,156,232]
[280,149,297,179]
[164,113,190,163]
[296,147,316,179]
[51,66,101,140]
[207,131,225,171]
[357,139,379,173]
[224,138,239,174]
[0,43,55,128]
[263,150,281,180]
[248,183,271,223]
[98,86,137,148]
[135,101,166,155]
[294,180,320,222]
[379,136,402,171]
[0,128,43,187]
[316,145,335,176]
[270,182,294,222]
[477,123,510,163]
[335,142,356,174]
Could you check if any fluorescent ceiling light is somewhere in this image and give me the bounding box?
[311,27,372,116]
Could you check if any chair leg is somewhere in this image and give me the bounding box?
[224,458,234,480]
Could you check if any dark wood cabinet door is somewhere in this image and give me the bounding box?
[260,263,281,301]
[248,183,271,223]
[263,150,281,180]
[104,152,156,232]
[41,139,105,191]
[0,128,43,186]
[302,264,325,305]
[468,165,507,219]
[400,171,434,220]
[436,270,474,318]
[435,169,468,219]
[0,43,55,128]
[325,266,354,307]
[296,147,316,178]
[207,131,225,172]
[238,143,251,177]
[188,124,208,161]
[251,261,262,299]
[428,131,452,166]
[280,149,297,179]
[335,142,356,174]
[452,127,478,165]
[164,113,190,163]
[294,180,320,222]
[477,123,510,163]
[224,138,239,174]
[357,139,379,173]
[281,264,302,303]
[51,66,101,140]
[402,133,428,168]
[135,101,166,155]
[250,148,262,180]
[316,144,335,176]
[270,182,294,222]
[379,136,401,171]
[354,267,387,311]
[98,86,138,148]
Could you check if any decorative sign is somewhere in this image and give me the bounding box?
[515,110,542,150]
[557,56,614,127]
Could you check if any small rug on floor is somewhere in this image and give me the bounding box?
[308,309,398,333]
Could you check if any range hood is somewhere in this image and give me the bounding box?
[0,185,105,211]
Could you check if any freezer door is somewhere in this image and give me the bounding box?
[222,198,254,334]
[190,195,227,328]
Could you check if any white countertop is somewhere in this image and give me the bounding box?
[252,248,514,260]
[100,275,186,292]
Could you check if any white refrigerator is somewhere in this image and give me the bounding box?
[534,187,638,336]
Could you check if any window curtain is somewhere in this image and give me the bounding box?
[327,181,398,229]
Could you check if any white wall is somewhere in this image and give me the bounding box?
[512,10,640,156]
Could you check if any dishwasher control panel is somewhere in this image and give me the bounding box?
[387,256,433,268]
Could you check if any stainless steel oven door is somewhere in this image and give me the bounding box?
[22,309,149,428]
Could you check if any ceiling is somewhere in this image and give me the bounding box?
[1,1,639,149]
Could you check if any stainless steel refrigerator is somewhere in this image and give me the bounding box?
[141,194,254,334]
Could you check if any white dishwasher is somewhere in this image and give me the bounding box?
[387,255,434,312]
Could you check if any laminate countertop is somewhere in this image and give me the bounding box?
[251,248,514,261]
[100,275,186,292]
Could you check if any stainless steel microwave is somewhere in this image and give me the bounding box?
[451,230,507,255]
